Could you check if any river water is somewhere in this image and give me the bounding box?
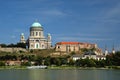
[0,69,120,80]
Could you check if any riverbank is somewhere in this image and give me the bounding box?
[48,66,120,70]
[0,66,120,70]
[0,66,26,69]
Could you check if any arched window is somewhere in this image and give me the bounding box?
[36,44,39,48]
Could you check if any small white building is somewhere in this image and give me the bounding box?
[82,55,106,60]
[72,51,106,61]
[72,54,83,61]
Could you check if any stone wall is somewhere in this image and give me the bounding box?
[0,47,27,53]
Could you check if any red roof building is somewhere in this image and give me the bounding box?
[55,41,97,53]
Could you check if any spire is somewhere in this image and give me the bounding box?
[105,45,107,50]
[112,44,115,54]
[105,45,108,56]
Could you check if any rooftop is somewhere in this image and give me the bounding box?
[56,42,81,45]
[31,21,42,27]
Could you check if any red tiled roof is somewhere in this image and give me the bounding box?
[56,42,95,45]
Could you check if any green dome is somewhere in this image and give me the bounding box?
[21,33,24,36]
[47,33,51,36]
[31,21,42,27]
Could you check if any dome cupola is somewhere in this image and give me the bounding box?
[31,21,42,27]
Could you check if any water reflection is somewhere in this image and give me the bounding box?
[0,69,120,80]
[27,69,120,80]
[28,69,46,80]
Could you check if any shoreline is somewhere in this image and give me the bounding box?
[47,66,120,70]
[0,66,120,70]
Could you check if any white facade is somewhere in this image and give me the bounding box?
[72,54,106,61]
[28,21,51,50]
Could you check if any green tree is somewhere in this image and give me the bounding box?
[16,43,26,48]
[68,59,75,66]
[86,59,96,67]
[0,44,7,47]
[75,58,96,67]
[105,51,120,66]
[44,56,51,66]
[21,62,31,66]
[35,56,43,65]
[0,61,5,66]
[106,54,114,66]
[70,52,76,55]
[60,57,68,65]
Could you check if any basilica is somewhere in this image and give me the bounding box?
[20,21,52,50]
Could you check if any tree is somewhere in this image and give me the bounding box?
[86,59,96,67]
[75,58,96,67]
[105,51,120,66]
[35,56,43,65]
[21,62,31,66]
[112,52,120,66]
[60,57,68,65]
[70,52,76,55]
[0,44,7,47]
[16,43,26,48]
[0,61,5,66]
[50,57,62,66]
[7,43,15,47]
[68,59,75,66]
[106,55,113,66]
[44,56,51,66]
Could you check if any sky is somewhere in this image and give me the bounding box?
[0,0,120,52]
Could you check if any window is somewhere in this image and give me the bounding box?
[36,40,39,42]
[36,32,38,36]
[42,45,44,48]
[36,43,39,48]
[39,32,41,36]
[33,32,34,36]
[74,46,75,51]
[36,44,38,48]
[21,36,24,39]
[31,44,33,48]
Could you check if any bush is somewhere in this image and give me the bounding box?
[21,62,31,66]
[0,61,5,66]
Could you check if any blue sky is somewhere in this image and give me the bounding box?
[0,0,120,51]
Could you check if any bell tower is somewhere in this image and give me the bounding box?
[20,33,26,43]
[112,45,115,54]
[104,46,108,56]
[47,33,52,49]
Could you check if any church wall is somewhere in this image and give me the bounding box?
[0,47,27,53]
[55,42,97,52]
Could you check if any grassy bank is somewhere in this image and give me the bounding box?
[0,66,26,69]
